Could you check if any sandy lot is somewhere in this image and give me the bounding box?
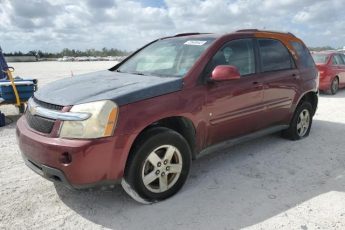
[1,62,345,229]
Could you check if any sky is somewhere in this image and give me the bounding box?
[0,0,344,53]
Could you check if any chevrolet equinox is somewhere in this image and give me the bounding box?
[17,30,319,203]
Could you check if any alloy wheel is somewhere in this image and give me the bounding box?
[331,78,339,94]
[141,145,183,193]
[296,109,310,137]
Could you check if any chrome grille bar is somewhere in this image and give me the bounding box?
[27,98,91,121]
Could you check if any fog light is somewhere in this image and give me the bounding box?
[59,152,72,165]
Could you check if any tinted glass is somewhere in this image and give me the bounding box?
[207,39,255,76]
[340,54,345,63]
[332,56,339,65]
[291,42,315,68]
[258,39,293,72]
[312,54,329,64]
[118,37,215,77]
[334,54,345,65]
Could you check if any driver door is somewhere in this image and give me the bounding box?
[205,38,265,146]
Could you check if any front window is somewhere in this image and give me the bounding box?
[118,37,215,77]
[312,54,329,64]
[205,39,255,76]
[333,54,345,65]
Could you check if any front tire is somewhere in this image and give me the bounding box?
[123,127,191,203]
[282,101,313,140]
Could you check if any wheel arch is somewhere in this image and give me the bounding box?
[330,75,340,84]
[124,116,197,173]
[295,91,318,116]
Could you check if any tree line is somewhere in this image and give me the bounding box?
[4,46,343,58]
[4,48,129,58]
[308,46,340,52]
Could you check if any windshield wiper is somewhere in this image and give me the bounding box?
[129,72,147,76]
[116,70,148,76]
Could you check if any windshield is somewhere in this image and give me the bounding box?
[117,37,215,77]
[312,53,329,64]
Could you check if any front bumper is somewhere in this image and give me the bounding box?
[16,116,133,188]
[22,154,74,188]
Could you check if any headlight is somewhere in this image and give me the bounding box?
[59,100,118,139]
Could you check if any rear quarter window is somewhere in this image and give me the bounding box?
[291,42,315,68]
[258,39,294,72]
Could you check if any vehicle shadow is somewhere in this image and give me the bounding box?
[319,89,345,98]
[0,114,21,130]
[55,119,345,230]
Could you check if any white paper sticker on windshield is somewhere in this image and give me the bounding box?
[184,40,207,46]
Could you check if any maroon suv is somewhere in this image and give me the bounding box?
[17,30,318,203]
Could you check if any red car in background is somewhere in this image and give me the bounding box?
[312,51,345,94]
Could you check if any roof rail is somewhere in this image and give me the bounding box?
[236,29,259,32]
[236,29,296,37]
[174,32,210,37]
[287,32,296,37]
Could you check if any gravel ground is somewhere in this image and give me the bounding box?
[1,62,345,230]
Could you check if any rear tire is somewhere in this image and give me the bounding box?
[282,101,313,140]
[326,77,339,95]
[123,127,191,203]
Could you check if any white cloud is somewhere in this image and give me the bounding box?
[0,0,344,53]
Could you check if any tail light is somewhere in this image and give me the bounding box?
[316,65,327,79]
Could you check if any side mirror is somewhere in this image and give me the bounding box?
[211,65,240,81]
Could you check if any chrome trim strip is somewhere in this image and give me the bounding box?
[27,98,91,121]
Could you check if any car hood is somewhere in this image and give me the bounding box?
[34,70,183,106]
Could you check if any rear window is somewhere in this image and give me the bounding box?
[291,42,315,68]
[258,39,294,72]
[312,54,329,64]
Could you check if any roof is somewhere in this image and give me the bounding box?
[161,29,303,58]
[236,29,296,37]
[169,29,297,39]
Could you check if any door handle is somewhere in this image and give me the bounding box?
[252,81,263,88]
[292,73,300,80]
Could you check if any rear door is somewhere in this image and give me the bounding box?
[256,38,300,128]
[205,38,264,146]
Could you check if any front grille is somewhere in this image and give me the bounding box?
[33,97,64,111]
[25,98,64,134]
[25,112,55,134]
